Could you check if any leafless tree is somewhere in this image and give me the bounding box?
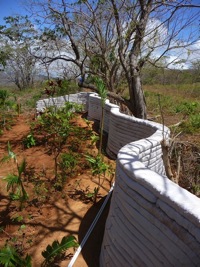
[0,16,38,90]
[28,0,200,118]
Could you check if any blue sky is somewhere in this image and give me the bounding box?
[0,0,26,25]
[0,0,199,69]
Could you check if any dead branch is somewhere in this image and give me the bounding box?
[169,120,185,128]
[161,139,178,182]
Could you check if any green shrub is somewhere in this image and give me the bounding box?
[23,133,36,148]
[175,101,199,115]
[85,154,109,176]
[190,114,200,129]
[178,114,200,133]
[0,89,9,105]
[59,152,78,175]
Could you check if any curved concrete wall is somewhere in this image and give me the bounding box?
[100,145,200,266]
[36,92,90,114]
[36,92,200,266]
[101,101,120,134]
[87,93,102,121]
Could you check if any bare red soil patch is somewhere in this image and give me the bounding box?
[0,112,115,267]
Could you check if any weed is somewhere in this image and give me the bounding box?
[106,164,116,187]
[1,142,28,207]
[33,181,49,202]
[86,154,109,176]
[84,118,92,128]
[0,89,9,105]
[11,215,24,223]
[90,134,99,146]
[27,214,33,220]
[59,152,78,176]
[41,235,78,266]
[73,126,90,141]
[23,133,36,148]
[18,225,26,234]
[190,114,200,129]
[175,101,199,115]
[86,187,100,204]
[177,114,200,134]
[0,89,17,132]
[191,183,200,196]
[85,154,110,202]
[0,245,32,267]
[31,103,75,181]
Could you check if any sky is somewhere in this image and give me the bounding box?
[0,0,200,70]
[0,0,26,25]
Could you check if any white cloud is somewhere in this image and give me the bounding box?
[142,17,200,69]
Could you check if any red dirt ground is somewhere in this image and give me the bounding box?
[1,109,199,267]
[0,112,115,267]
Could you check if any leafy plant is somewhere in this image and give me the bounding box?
[84,118,92,128]
[59,152,78,176]
[86,187,100,204]
[191,182,200,196]
[85,150,111,203]
[190,114,200,129]
[175,101,199,115]
[90,134,99,146]
[41,236,78,266]
[11,214,24,223]
[32,104,72,181]
[0,89,9,106]
[177,114,200,134]
[86,154,109,176]
[0,245,32,267]
[1,142,28,205]
[33,181,49,203]
[23,133,36,148]
[86,153,115,199]
[0,89,17,131]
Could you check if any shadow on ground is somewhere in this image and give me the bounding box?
[78,195,111,267]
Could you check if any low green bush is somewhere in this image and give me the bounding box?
[175,101,199,115]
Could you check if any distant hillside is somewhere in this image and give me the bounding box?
[0,71,48,87]
[0,71,13,86]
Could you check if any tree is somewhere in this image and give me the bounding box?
[0,16,38,90]
[29,0,200,118]
[190,60,200,83]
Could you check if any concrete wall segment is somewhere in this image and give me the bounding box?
[36,92,200,266]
